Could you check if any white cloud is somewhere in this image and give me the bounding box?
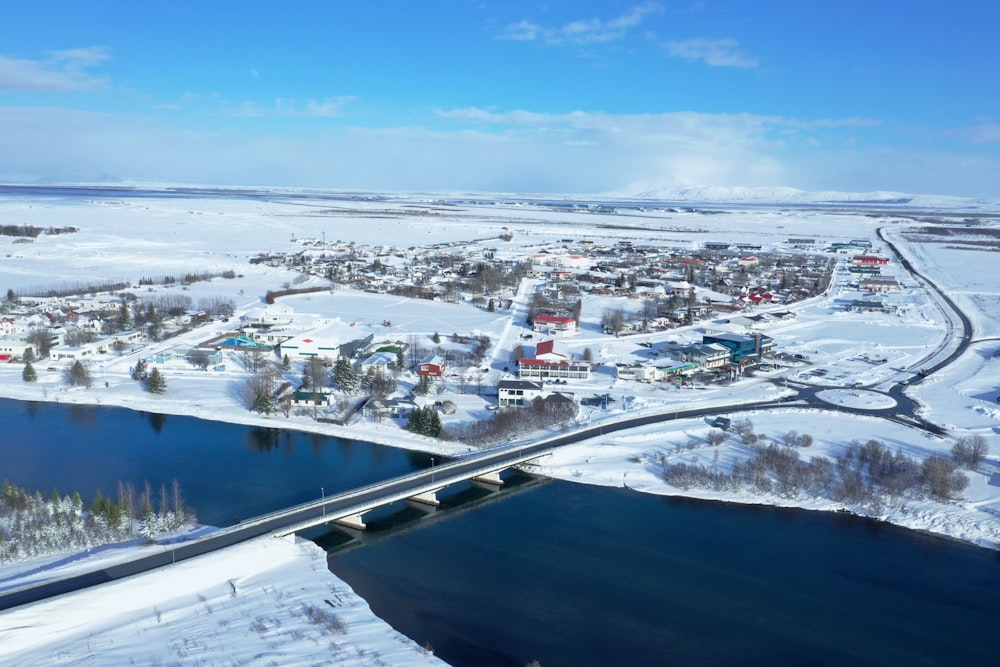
[954,123,1000,144]
[663,38,758,68]
[499,3,662,45]
[0,104,995,199]
[0,47,110,92]
[227,96,357,118]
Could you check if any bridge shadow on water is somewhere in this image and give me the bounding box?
[304,471,548,556]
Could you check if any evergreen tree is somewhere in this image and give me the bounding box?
[119,301,133,331]
[332,356,360,393]
[65,360,93,388]
[406,406,428,433]
[427,408,442,437]
[488,298,495,312]
[282,353,291,371]
[22,361,37,382]
[144,367,167,393]
[253,389,277,414]
[432,331,441,344]
[414,374,434,395]
[147,306,162,341]
[406,405,442,437]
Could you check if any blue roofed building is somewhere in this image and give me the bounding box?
[702,332,774,365]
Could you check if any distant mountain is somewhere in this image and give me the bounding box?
[632,185,994,210]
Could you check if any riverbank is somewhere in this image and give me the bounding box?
[2,356,998,552]
[0,533,447,666]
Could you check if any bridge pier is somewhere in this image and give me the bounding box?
[470,478,502,492]
[471,470,505,487]
[404,499,439,514]
[333,512,367,530]
[406,489,442,507]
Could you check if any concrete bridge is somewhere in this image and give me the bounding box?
[245,440,557,536]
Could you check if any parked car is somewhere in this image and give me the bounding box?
[710,416,731,430]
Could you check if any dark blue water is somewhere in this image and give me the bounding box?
[0,398,422,526]
[2,397,999,666]
[327,483,1000,667]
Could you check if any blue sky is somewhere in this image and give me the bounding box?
[2,1,998,197]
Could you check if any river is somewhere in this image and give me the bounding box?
[2,398,999,666]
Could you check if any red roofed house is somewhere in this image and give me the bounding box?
[533,339,567,361]
[532,314,578,336]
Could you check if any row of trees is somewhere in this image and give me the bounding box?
[0,479,193,564]
[445,397,578,447]
[661,432,978,513]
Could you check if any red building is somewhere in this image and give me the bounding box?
[852,255,889,266]
[417,354,446,377]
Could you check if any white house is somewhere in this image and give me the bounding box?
[498,379,545,407]
[532,315,578,337]
[360,351,396,373]
[242,303,295,326]
[0,337,34,360]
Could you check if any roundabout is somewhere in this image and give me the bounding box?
[815,388,897,411]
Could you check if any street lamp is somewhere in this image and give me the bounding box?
[321,487,325,517]
[431,457,435,483]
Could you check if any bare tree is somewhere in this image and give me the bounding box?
[921,455,969,500]
[25,326,52,359]
[172,478,185,517]
[368,371,397,399]
[951,435,989,469]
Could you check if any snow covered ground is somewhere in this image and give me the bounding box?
[1,188,999,663]
[0,534,445,666]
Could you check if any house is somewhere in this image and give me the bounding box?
[532,314,578,336]
[291,390,333,407]
[363,396,419,419]
[729,314,771,330]
[418,354,446,377]
[729,310,796,330]
[360,350,396,373]
[533,338,569,362]
[49,341,102,361]
[241,303,294,326]
[0,338,34,360]
[498,379,545,407]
